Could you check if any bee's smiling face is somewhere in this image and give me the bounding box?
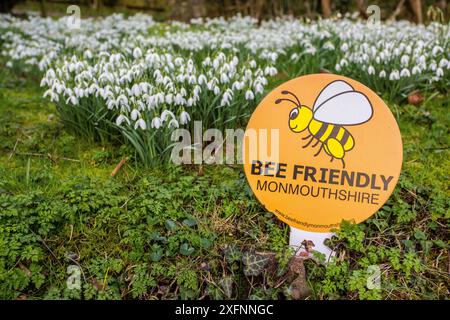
[289,106,313,133]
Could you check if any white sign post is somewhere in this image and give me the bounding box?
[289,227,335,261]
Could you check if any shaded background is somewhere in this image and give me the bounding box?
[1,0,448,23]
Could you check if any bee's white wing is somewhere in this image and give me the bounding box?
[313,92,373,125]
[313,80,354,111]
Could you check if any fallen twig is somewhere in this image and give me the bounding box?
[8,139,19,160]
[15,152,80,162]
[111,157,128,177]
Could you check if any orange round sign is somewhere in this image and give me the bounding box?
[243,74,403,232]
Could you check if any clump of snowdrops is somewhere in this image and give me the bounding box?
[0,13,448,165]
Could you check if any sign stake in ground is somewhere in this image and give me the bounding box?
[243,74,402,260]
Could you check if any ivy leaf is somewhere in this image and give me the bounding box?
[182,218,197,227]
[242,251,269,276]
[224,245,242,264]
[150,245,163,262]
[180,243,195,256]
[414,229,426,240]
[218,277,234,298]
[165,219,177,231]
[200,238,212,249]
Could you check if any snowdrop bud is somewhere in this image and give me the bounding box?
[401,55,409,66]
[135,118,147,130]
[213,86,220,95]
[245,90,255,100]
[213,59,220,69]
[179,111,191,125]
[231,56,239,66]
[198,74,207,85]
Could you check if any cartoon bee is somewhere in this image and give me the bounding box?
[275,80,373,168]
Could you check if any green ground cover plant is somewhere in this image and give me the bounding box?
[0,54,448,299]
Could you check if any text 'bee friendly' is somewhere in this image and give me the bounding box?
[243,74,403,233]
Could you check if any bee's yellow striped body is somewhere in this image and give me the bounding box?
[308,119,354,159]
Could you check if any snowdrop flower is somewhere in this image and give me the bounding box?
[131,84,141,96]
[168,118,179,129]
[367,66,375,75]
[436,67,444,77]
[400,68,411,78]
[418,55,426,64]
[221,89,233,107]
[254,82,264,94]
[134,118,147,130]
[161,110,175,122]
[389,70,400,81]
[220,73,229,84]
[432,46,443,56]
[379,70,386,78]
[165,93,173,105]
[131,109,140,121]
[202,57,211,67]
[412,66,421,75]
[151,117,162,129]
[84,50,93,59]
[245,90,254,100]
[179,111,191,125]
[116,114,130,126]
[198,74,207,85]
[264,66,277,76]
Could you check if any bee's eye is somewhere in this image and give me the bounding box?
[290,108,299,120]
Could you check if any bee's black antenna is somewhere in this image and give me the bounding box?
[275,98,300,107]
[281,90,301,107]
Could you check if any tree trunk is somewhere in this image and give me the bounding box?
[40,0,47,17]
[321,0,332,18]
[388,0,405,21]
[355,0,368,19]
[409,0,423,23]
